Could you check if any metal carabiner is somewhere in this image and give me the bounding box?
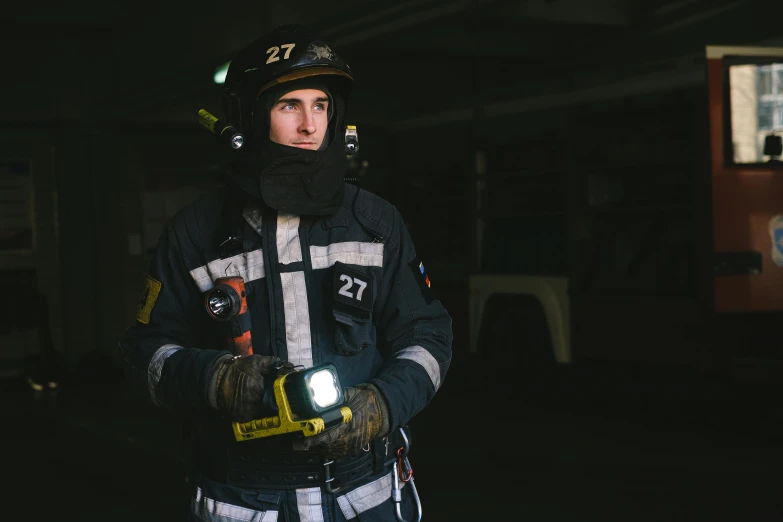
[396,447,413,482]
[399,425,411,456]
[392,426,422,522]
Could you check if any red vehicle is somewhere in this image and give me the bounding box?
[469,45,783,385]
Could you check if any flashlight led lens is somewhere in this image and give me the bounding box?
[306,369,340,409]
[208,290,233,317]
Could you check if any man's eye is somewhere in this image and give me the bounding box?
[314,103,327,111]
[283,104,296,110]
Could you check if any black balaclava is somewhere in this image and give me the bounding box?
[225,76,347,216]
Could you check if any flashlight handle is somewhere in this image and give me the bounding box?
[228,330,253,357]
[197,109,245,150]
[209,276,253,356]
[198,109,235,136]
[320,406,353,430]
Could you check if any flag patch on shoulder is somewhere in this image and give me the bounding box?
[409,257,434,304]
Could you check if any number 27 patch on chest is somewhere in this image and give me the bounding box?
[333,262,374,312]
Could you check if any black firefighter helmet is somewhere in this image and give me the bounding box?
[222,24,354,139]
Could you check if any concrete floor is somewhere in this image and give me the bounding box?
[3,355,783,522]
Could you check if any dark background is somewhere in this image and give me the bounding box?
[2,1,783,520]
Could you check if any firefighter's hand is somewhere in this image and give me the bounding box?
[206,354,293,422]
[300,383,390,459]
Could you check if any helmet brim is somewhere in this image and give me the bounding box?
[257,67,353,98]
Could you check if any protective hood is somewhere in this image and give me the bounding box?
[223,126,347,216]
[222,78,347,216]
[257,135,347,216]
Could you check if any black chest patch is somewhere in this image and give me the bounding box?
[332,262,373,313]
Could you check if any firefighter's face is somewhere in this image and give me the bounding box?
[269,89,330,150]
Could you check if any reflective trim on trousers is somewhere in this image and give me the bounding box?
[337,471,396,520]
[296,487,325,522]
[191,486,279,522]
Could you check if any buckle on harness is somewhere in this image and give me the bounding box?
[323,459,343,494]
[322,448,376,493]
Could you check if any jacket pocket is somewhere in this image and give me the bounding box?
[333,309,375,356]
[330,261,376,356]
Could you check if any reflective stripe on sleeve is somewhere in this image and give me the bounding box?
[190,249,265,292]
[336,471,394,519]
[395,345,442,391]
[192,486,279,522]
[309,242,384,270]
[296,487,325,522]
[148,344,182,407]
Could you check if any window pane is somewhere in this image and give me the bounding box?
[728,62,783,163]
[759,68,773,95]
[759,101,773,128]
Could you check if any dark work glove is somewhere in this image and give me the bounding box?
[206,354,292,422]
[300,383,390,459]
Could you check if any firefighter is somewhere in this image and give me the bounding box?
[119,23,452,521]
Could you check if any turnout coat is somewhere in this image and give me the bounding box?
[119,181,453,522]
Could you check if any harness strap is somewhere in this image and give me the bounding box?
[200,428,407,491]
[213,312,252,338]
[225,450,375,490]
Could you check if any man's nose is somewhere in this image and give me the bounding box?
[299,111,317,134]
